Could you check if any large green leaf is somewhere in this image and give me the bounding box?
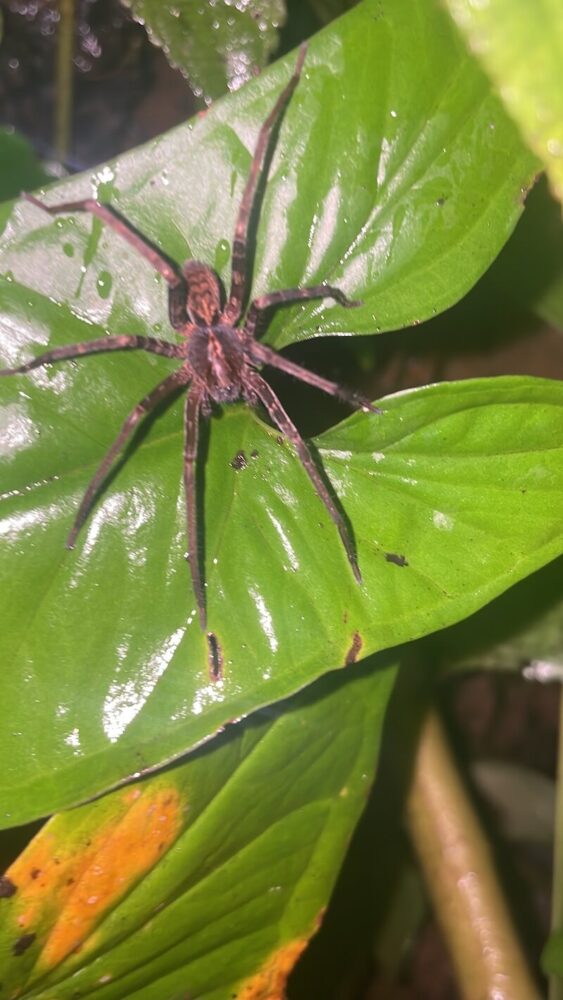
[0,1,534,343]
[3,375,563,824]
[124,0,286,101]
[0,658,396,999]
[444,0,563,204]
[0,0,546,826]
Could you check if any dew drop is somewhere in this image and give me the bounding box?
[96,270,113,299]
[214,238,230,273]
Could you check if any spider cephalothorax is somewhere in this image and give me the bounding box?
[0,44,379,666]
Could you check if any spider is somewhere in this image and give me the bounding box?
[0,44,379,663]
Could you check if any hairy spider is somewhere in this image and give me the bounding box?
[0,44,379,659]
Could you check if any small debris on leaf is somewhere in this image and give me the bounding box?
[385,552,408,567]
[230,450,248,471]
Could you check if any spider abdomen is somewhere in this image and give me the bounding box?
[187,325,245,402]
[182,261,221,326]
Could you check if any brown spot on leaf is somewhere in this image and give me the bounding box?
[345,631,363,665]
[30,868,41,880]
[230,450,248,471]
[13,932,36,956]
[0,875,17,898]
[385,552,408,567]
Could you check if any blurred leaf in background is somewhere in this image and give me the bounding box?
[445,0,563,205]
[0,129,51,203]
[124,0,286,101]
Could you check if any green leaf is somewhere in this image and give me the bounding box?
[0,130,51,205]
[444,0,563,203]
[0,659,396,999]
[3,374,563,825]
[124,0,286,101]
[0,1,535,346]
[0,0,547,826]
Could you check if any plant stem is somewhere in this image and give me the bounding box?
[55,0,75,164]
[405,709,539,1000]
[549,686,563,1000]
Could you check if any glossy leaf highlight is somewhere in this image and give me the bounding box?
[0,0,546,825]
[2,376,563,823]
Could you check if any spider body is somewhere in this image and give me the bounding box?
[1,43,380,662]
[186,323,248,404]
[181,261,222,327]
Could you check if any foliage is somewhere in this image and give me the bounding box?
[0,130,51,203]
[0,661,395,999]
[445,0,563,204]
[123,0,286,101]
[0,0,562,996]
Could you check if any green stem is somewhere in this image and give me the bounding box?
[55,0,75,164]
[405,709,539,1000]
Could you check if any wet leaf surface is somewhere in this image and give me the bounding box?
[124,0,286,101]
[0,0,547,824]
[2,374,563,824]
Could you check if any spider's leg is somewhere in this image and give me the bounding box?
[0,334,184,376]
[245,284,360,337]
[183,384,207,631]
[249,340,381,414]
[224,43,307,324]
[24,193,184,292]
[67,367,189,548]
[246,371,362,584]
